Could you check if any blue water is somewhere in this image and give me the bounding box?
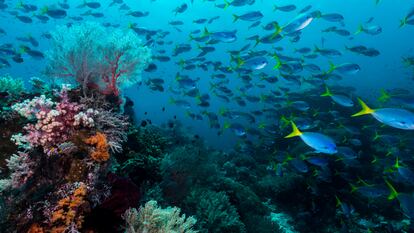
[1,0,413,150]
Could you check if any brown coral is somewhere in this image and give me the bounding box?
[84,132,110,162]
[49,183,88,232]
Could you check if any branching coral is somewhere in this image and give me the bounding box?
[84,132,110,162]
[123,200,197,233]
[6,151,36,189]
[49,182,88,232]
[184,189,246,233]
[45,22,151,97]
[11,86,100,155]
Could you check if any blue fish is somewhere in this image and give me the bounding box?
[285,122,337,154]
[352,98,414,130]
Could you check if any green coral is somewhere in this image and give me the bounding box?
[0,74,25,97]
[184,189,246,233]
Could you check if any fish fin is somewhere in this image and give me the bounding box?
[378,88,391,103]
[258,122,266,129]
[272,53,282,70]
[349,183,358,193]
[175,72,181,81]
[393,157,400,169]
[384,179,399,200]
[352,98,375,117]
[168,97,175,104]
[327,61,336,74]
[285,121,302,138]
[313,45,320,52]
[254,37,260,47]
[354,24,364,35]
[373,131,380,141]
[202,27,210,37]
[40,6,49,15]
[188,34,194,41]
[223,0,230,10]
[270,23,282,39]
[321,86,332,97]
[232,14,239,23]
[399,17,407,28]
[335,195,342,207]
[236,57,244,68]
[218,107,227,116]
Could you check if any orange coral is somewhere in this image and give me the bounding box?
[27,224,44,233]
[49,183,88,232]
[84,132,110,162]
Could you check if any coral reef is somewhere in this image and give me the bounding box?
[123,200,197,233]
[0,74,25,97]
[84,132,110,162]
[45,22,151,97]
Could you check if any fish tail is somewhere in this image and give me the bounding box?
[393,157,400,169]
[384,179,399,200]
[354,24,364,35]
[270,23,282,39]
[202,27,210,37]
[254,37,260,47]
[218,107,227,116]
[223,121,231,129]
[335,195,342,207]
[349,183,358,193]
[272,53,282,70]
[378,88,391,103]
[285,121,302,138]
[223,0,230,10]
[321,86,332,97]
[373,131,381,141]
[352,98,375,117]
[399,17,407,28]
[188,34,194,41]
[327,61,336,74]
[168,97,176,104]
[40,6,49,15]
[232,14,239,23]
[272,5,278,12]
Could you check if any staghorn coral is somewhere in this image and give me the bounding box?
[45,22,151,97]
[123,200,197,233]
[84,132,110,162]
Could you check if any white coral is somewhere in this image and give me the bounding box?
[123,200,197,233]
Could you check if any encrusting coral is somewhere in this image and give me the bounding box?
[84,132,110,162]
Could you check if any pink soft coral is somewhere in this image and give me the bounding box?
[12,86,97,155]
